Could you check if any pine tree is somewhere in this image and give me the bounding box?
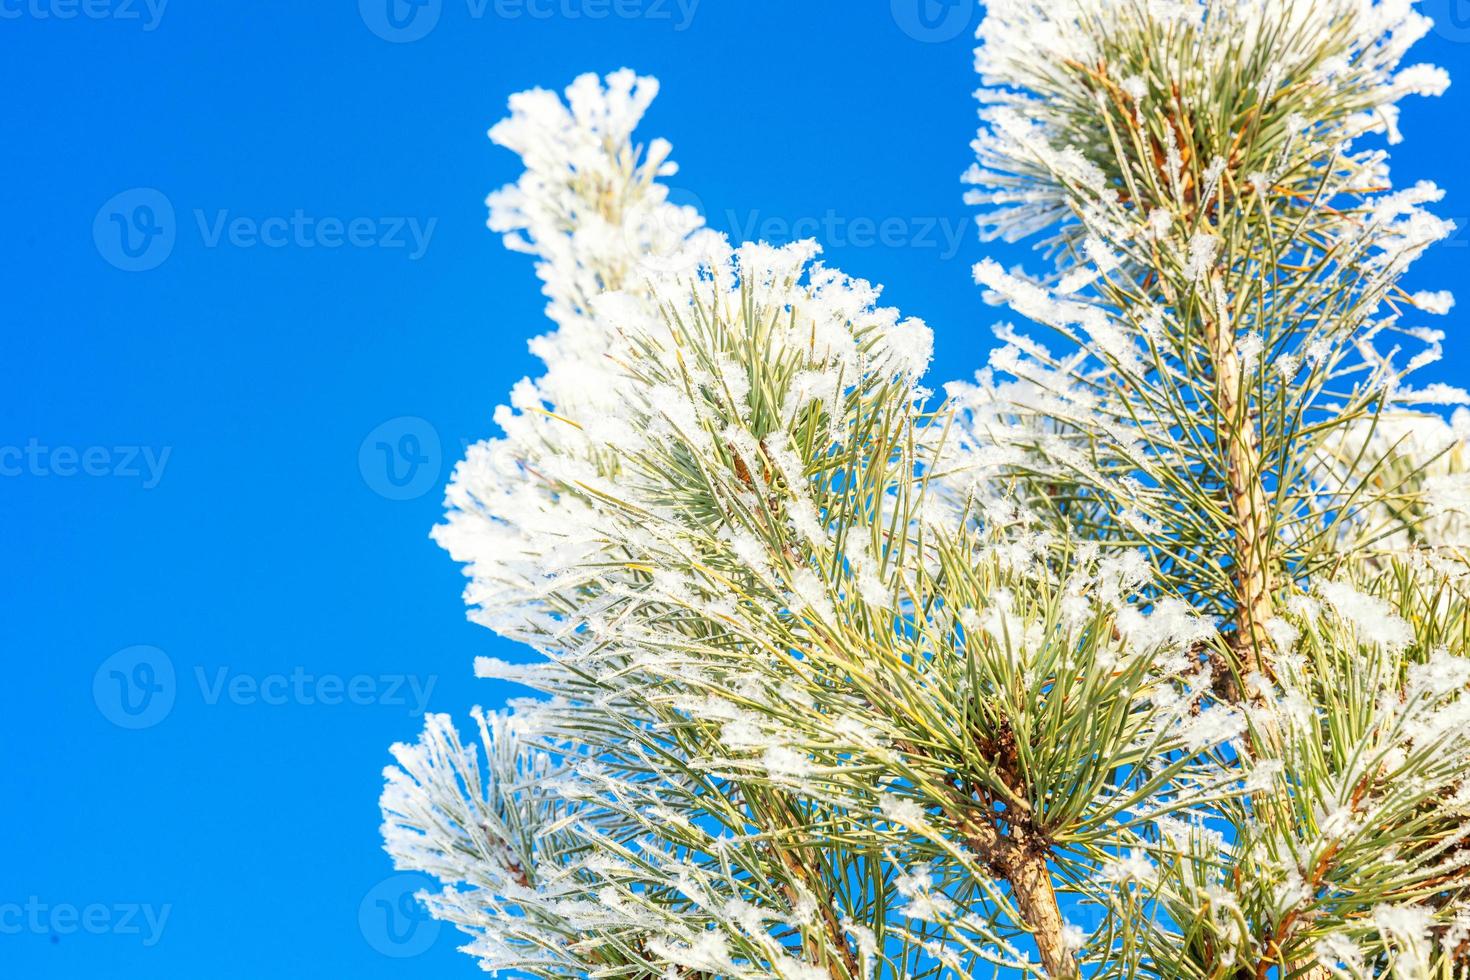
[379,5,1470,976]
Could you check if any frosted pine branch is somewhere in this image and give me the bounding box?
[956,0,1459,691]
[380,7,1470,977]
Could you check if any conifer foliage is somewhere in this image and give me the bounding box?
[380,5,1470,976]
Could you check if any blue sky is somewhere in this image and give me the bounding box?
[3,2,1468,976]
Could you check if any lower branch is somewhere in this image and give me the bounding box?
[998,839,1076,980]
[760,790,861,980]
[949,803,1077,979]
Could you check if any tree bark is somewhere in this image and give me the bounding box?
[998,842,1077,979]
[950,808,1077,979]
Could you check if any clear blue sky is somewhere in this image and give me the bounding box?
[3,2,1468,976]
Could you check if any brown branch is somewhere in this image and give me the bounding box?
[888,724,1076,978]
[949,803,1077,979]
[917,737,1076,980]
[769,842,862,980]
[754,788,861,980]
